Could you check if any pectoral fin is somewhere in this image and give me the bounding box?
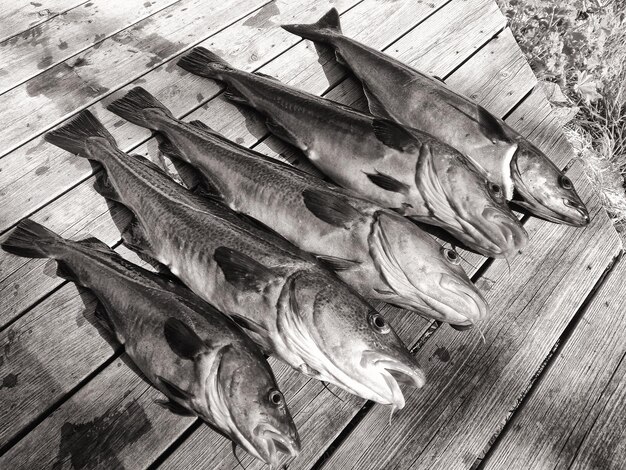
[371,119,418,153]
[156,375,194,401]
[164,317,208,360]
[314,253,360,272]
[213,246,275,291]
[365,171,409,193]
[155,399,196,417]
[302,188,361,229]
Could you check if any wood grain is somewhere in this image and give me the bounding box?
[0,0,87,44]
[0,0,182,96]
[481,257,626,470]
[0,0,270,159]
[0,356,195,469]
[320,161,622,470]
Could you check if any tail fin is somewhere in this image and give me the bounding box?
[107,87,174,130]
[1,219,66,259]
[281,8,342,42]
[177,47,232,80]
[44,110,117,159]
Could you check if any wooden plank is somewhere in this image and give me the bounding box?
[0,0,270,160]
[481,257,626,470]
[0,356,196,470]
[0,0,87,44]
[0,0,182,96]
[320,160,622,470]
[569,356,626,470]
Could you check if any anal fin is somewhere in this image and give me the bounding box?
[121,219,154,258]
[94,172,120,202]
[362,83,392,120]
[264,118,305,150]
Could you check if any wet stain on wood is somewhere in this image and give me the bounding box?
[37,55,53,69]
[433,346,450,362]
[51,400,151,470]
[35,165,49,176]
[58,41,68,50]
[0,373,20,389]
[242,2,280,28]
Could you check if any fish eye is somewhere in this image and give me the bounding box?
[559,175,573,190]
[441,247,461,265]
[368,312,391,334]
[269,389,284,406]
[489,182,502,197]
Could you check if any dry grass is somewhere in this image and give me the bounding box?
[496,0,626,238]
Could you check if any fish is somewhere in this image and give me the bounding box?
[44,110,426,410]
[1,219,299,468]
[107,86,489,327]
[281,8,590,227]
[177,48,528,259]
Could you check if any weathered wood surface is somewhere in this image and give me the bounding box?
[0,0,271,159]
[482,256,626,470]
[0,0,623,469]
[0,0,182,95]
[0,0,87,44]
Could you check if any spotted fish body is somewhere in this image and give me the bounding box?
[44,110,426,411]
[177,48,528,259]
[0,220,299,467]
[107,87,489,327]
[281,8,589,227]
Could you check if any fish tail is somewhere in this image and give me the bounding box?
[1,219,67,259]
[281,8,342,42]
[177,47,233,80]
[44,110,117,160]
[107,87,174,131]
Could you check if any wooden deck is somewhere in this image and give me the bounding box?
[0,0,624,468]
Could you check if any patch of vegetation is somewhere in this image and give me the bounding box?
[496,0,626,235]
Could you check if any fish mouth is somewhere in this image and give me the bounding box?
[513,194,590,227]
[256,423,301,466]
[435,274,489,325]
[362,352,426,409]
[473,208,528,258]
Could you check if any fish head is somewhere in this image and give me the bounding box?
[280,272,425,409]
[369,211,489,326]
[416,140,528,258]
[210,345,300,466]
[511,140,589,226]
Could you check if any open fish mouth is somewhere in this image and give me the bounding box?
[430,274,489,325]
[469,208,528,257]
[362,352,426,409]
[257,423,301,465]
